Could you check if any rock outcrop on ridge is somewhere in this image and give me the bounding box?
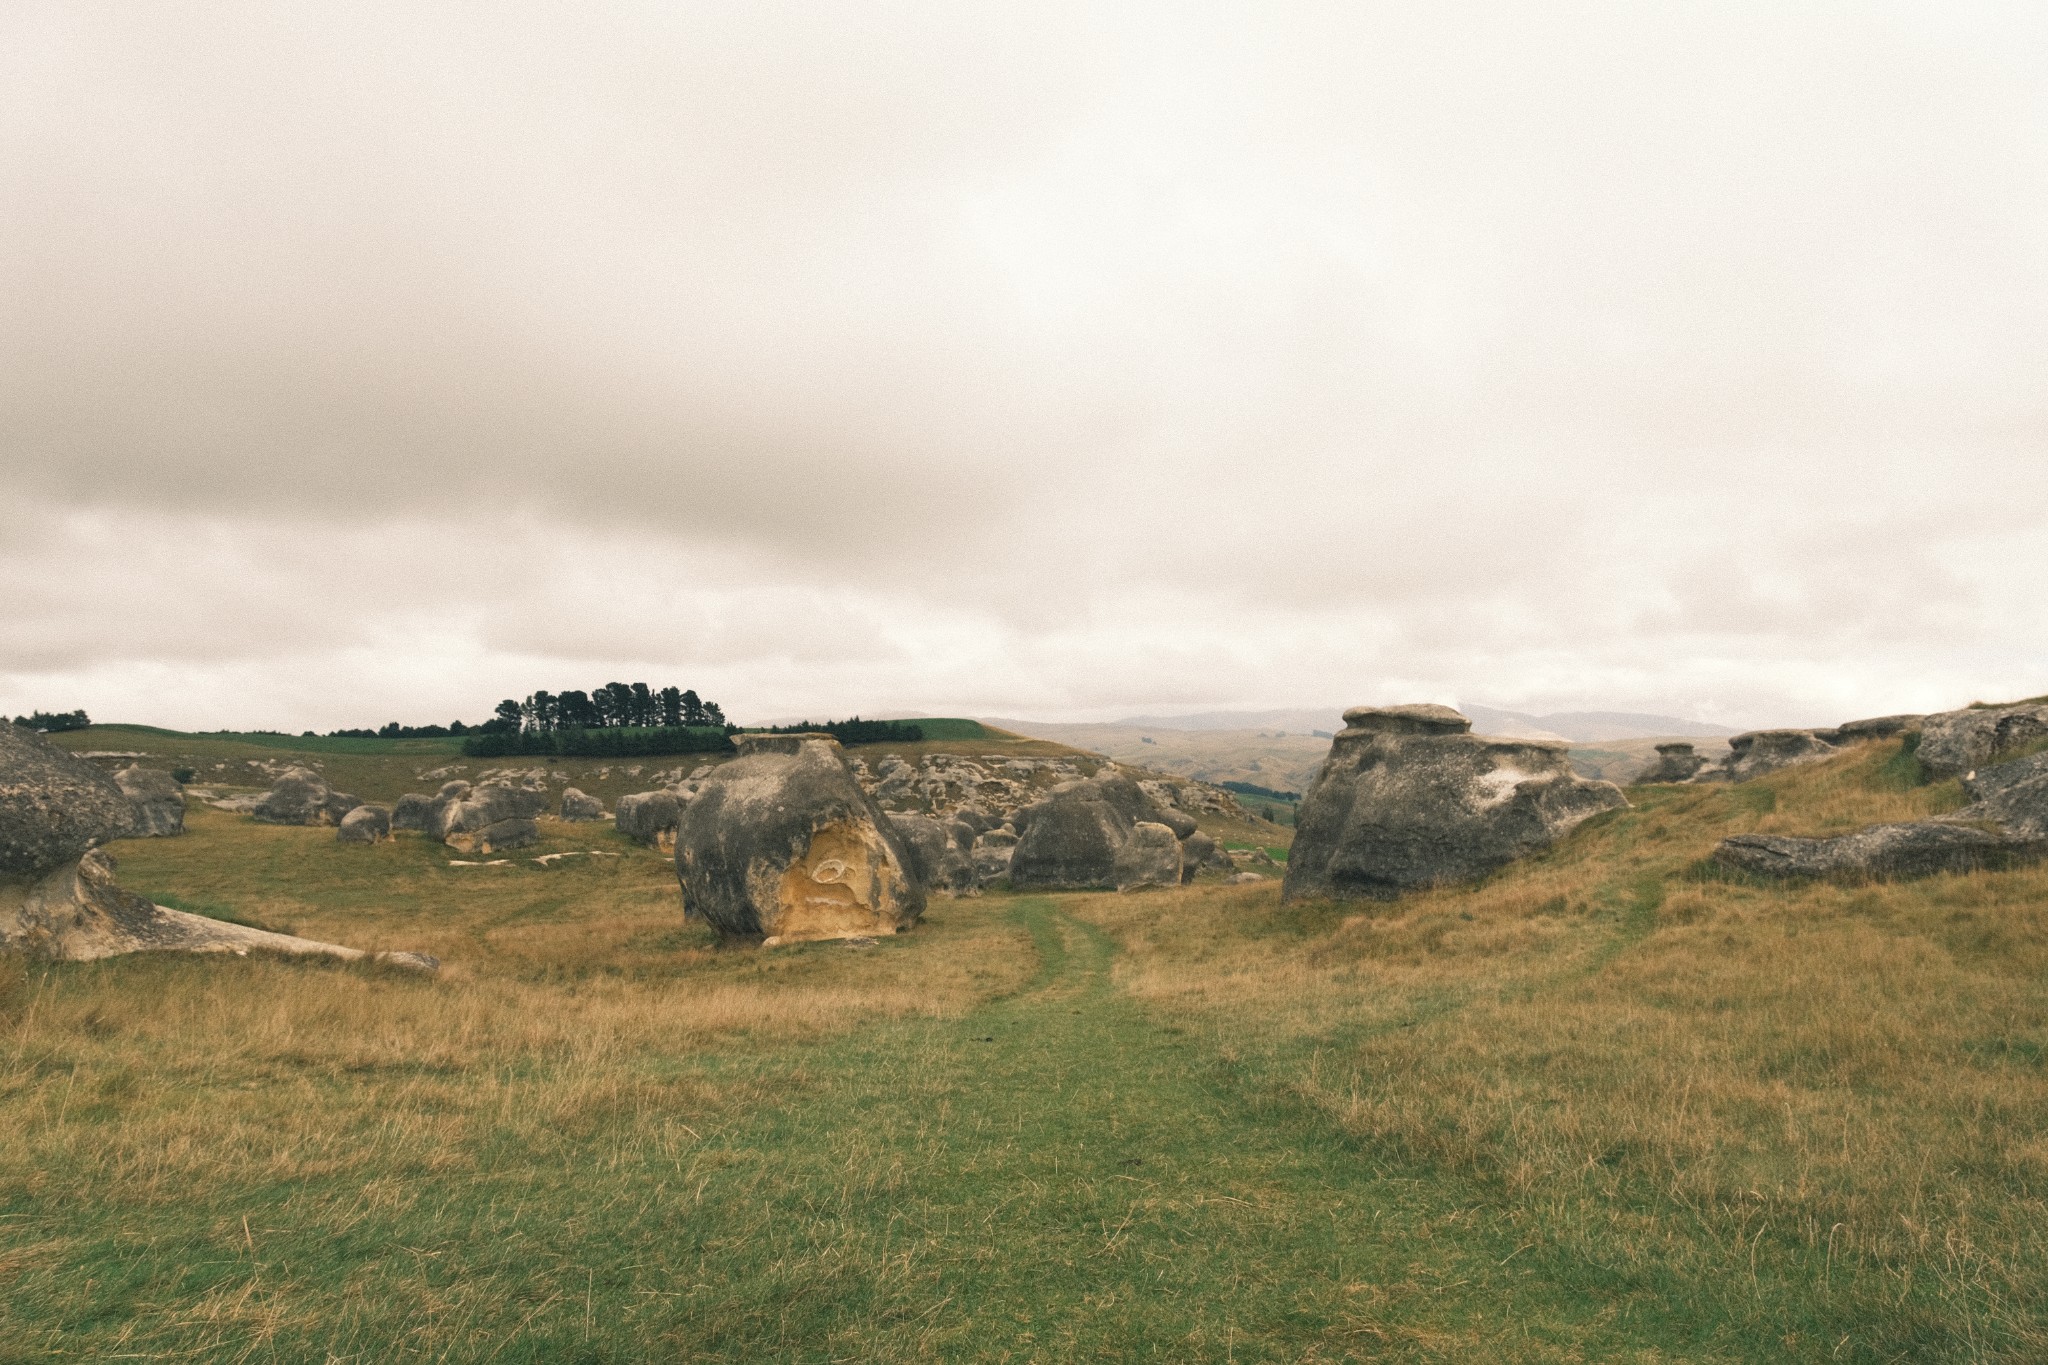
[1633,742,1709,785]
[2,723,433,971]
[674,734,924,944]
[1714,749,2048,883]
[1913,700,2048,779]
[1283,704,1627,902]
[115,765,185,837]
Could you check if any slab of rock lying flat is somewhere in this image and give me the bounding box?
[252,767,361,826]
[115,765,186,837]
[2,725,433,971]
[1712,750,2048,883]
[1283,704,1627,902]
[675,734,924,944]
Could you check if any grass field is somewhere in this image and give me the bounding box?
[3,738,2044,1359]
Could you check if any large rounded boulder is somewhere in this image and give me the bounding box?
[426,780,546,852]
[675,734,924,944]
[1,723,132,877]
[252,767,360,826]
[115,765,186,837]
[1283,704,1627,902]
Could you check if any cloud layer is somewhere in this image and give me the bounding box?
[5,2,2046,729]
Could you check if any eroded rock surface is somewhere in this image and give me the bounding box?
[1721,730,1840,783]
[559,788,604,822]
[252,767,361,826]
[616,790,683,848]
[675,734,924,944]
[1634,743,1708,785]
[2,723,134,873]
[1915,702,2048,778]
[1113,821,1183,890]
[1283,704,1627,902]
[337,804,391,844]
[425,780,545,852]
[115,765,185,837]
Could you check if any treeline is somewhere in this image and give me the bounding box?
[485,683,727,735]
[463,726,736,759]
[752,717,925,746]
[10,710,90,733]
[1221,780,1301,802]
[328,721,472,739]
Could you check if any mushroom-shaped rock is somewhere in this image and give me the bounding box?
[559,788,604,822]
[337,804,391,844]
[2,727,433,970]
[1634,743,1708,785]
[252,767,361,826]
[114,765,185,837]
[1283,704,1627,902]
[1114,822,1183,891]
[615,790,683,847]
[675,734,923,944]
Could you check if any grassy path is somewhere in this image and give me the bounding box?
[3,898,1745,1362]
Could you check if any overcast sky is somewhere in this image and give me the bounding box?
[4,2,2045,732]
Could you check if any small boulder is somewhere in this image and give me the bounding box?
[252,767,361,826]
[616,790,684,848]
[114,765,185,837]
[1114,822,1183,891]
[675,734,923,944]
[560,788,604,822]
[1284,704,1626,902]
[337,804,391,844]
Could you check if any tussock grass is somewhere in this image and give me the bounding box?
[1079,739,2048,1359]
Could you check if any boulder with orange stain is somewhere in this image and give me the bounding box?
[675,734,925,944]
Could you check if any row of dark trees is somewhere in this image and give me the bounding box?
[485,684,727,736]
[10,710,90,733]
[327,721,472,739]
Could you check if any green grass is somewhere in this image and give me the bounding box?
[902,717,994,740]
[5,737,2046,1359]
[74,723,467,756]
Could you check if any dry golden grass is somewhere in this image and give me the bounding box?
[1076,739,2048,1357]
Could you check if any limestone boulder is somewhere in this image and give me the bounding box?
[970,829,1018,887]
[1283,704,1627,902]
[560,788,604,822]
[886,813,974,894]
[1722,730,1839,783]
[1634,743,1707,785]
[252,767,361,826]
[1714,822,2025,882]
[337,804,391,844]
[1178,830,1232,882]
[1009,781,1133,889]
[1114,822,1183,891]
[675,734,923,944]
[1916,702,2048,778]
[114,765,185,837]
[391,793,432,831]
[615,790,683,847]
[1,723,132,876]
[427,781,547,851]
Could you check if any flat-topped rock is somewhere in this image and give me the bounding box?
[1285,704,1626,901]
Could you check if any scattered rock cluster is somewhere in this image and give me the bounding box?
[675,734,923,944]
[1,723,433,970]
[1634,715,1927,786]
[1284,705,1627,902]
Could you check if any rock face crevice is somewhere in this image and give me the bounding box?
[1283,705,1627,902]
[675,734,924,944]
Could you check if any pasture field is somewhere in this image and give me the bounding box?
[2,739,2045,1360]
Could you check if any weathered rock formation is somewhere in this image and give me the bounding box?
[886,812,976,893]
[559,788,604,822]
[2,724,432,971]
[1634,742,1708,785]
[337,804,391,844]
[1113,822,1183,890]
[424,780,544,853]
[251,767,361,826]
[615,790,683,847]
[674,734,923,944]
[971,829,1019,886]
[1720,730,1841,783]
[1914,701,2048,778]
[115,765,185,837]
[1006,772,1207,891]
[391,793,432,831]
[1283,705,1627,902]
[1713,749,2048,883]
